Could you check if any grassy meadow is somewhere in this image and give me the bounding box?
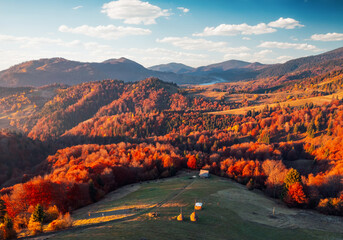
[42,172,343,240]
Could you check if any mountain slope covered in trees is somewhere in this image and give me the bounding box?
[1,48,343,238]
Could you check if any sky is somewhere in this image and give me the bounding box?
[0,0,342,70]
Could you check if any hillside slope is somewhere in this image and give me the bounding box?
[25,78,181,140]
[34,173,343,240]
[259,47,343,78]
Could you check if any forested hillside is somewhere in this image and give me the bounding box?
[0,49,343,238]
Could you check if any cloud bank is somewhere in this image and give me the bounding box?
[101,0,171,25]
[59,25,151,40]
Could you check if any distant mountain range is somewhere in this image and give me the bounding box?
[1,47,343,87]
[0,57,213,87]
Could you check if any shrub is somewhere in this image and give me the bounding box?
[246,179,254,190]
[0,214,16,239]
[0,223,17,240]
[13,213,30,232]
[46,213,73,231]
[44,205,60,223]
[28,204,45,235]
[28,216,42,235]
[317,198,343,216]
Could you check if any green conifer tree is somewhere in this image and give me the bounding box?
[284,168,301,190]
[32,204,45,223]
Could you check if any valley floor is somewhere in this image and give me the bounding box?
[26,171,343,240]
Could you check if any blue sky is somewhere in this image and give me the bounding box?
[0,0,342,70]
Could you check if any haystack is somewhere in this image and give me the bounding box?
[177,208,183,221]
[190,211,198,222]
[177,213,183,221]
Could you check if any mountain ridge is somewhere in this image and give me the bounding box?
[1,47,343,87]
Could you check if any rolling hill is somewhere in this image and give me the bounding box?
[24,78,182,141]
[32,172,343,240]
[258,47,343,78]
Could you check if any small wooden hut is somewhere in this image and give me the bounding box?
[194,202,203,210]
[199,169,209,178]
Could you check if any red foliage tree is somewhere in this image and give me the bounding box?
[187,155,197,169]
[285,182,308,205]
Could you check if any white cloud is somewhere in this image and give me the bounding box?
[83,42,113,51]
[157,36,253,63]
[157,37,250,54]
[128,47,205,60]
[177,7,189,13]
[268,17,304,29]
[0,33,212,70]
[277,55,293,62]
[194,17,304,37]
[311,32,343,41]
[157,37,227,51]
[0,34,80,48]
[242,37,251,40]
[257,49,273,55]
[59,24,151,40]
[224,52,251,59]
[194,23,276,36]
[101,0,171,25]
[258,41,318,51]
[0,40,211,70]
[80,46,208,68]
[72,6,83,10]
[224,50,272,62]
[123,47,210,67]
[224,46,250,54]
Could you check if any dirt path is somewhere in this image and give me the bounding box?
[148,179,195,211]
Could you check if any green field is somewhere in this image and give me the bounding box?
[44,172,343,240]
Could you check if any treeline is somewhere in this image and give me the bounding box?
[1,77,343,237]
[0,142,184,236]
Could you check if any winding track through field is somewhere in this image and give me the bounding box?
[24,178,196,239]
[154,178,195,209]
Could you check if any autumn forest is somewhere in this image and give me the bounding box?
[0,47,343,238]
